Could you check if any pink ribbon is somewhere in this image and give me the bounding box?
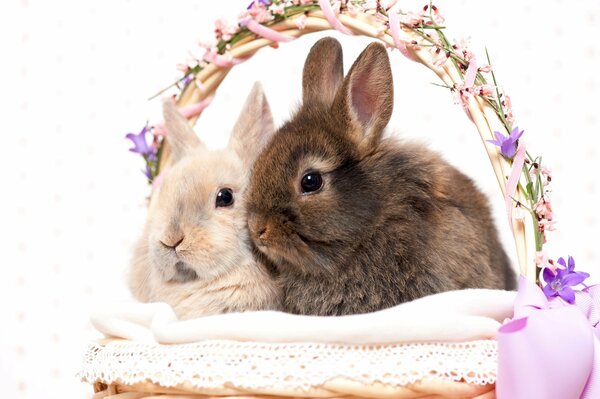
[319,0,353,35]
[203,50,245,68]
[245,19,295,42]
[463,58,478,88]
[153,96,214,137]
[458,58,478,121]
[388,12,418,62]
[505,141,526,229]
[497,276,600,398]
[178,96,214,119]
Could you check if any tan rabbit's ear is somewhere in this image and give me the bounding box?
[229,82,275,166]
[333,42,393,152]
[162,100,204,162]
[302,37,344,106]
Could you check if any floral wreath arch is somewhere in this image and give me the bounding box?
[125,0,585,308]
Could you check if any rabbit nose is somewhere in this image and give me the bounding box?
[248,214,270,243]
[257,226,268,240]
[160,236,184,250]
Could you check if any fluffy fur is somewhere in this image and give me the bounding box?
[246,38,516,316]
[129,83,282,319]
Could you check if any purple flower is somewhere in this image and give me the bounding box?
[126,125,157,161]
[142,164,153,180]
[542,256,590,304]
[486,126,524,158]
[246,0,271,10]
[180,74,194,90]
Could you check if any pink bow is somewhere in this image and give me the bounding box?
[497,276,600,398]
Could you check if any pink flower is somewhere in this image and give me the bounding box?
[295,14,307,29]
[477,84,496,97]
[453,37,474,62]
[374,12,388,26]
[529,165,537,180]
[241,1,273,24]
[478,64,492,73]
[431,44,450,67]
[196,40,217,52]
[176,63,190,73]
[538,218,557,233]
[451,85,467,105]
[361,0,378,12]
[361,0,397,11]
[346,2,360,16]
[503,95,515,125]
[214,18,239,41]
[378,0,399,10]
[269,3,285,15]
[430,5,445,25]
[331,0,341,14]
[540,166,552,185]
[433,53,449,67]
[535,251,553,271]
[534,195,554,221]
[401,10,425,26]
[187,43,212,67]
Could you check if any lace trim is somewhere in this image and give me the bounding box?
[80,339,498,390]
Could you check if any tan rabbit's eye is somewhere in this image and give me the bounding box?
[300,172,323,194]
[216,188,234,207]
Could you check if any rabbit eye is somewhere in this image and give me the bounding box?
[300,172,323,194]
[216,188,234,207]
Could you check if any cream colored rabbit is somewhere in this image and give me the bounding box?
[128,83,282,319]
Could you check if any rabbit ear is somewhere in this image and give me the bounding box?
[334,42,393,152]
[162,100,204,162]
[229,82,275,166]
[302,37,344,106]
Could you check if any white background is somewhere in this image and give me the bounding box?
[0,0,598,397]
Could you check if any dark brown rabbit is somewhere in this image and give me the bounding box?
[246,37,516,316]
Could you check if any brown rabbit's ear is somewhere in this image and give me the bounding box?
[229,81,275,166]
[333,42,393,152]
[302,37,344,106]
[162,100,204,162]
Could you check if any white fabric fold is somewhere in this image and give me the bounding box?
[91,288,516,344]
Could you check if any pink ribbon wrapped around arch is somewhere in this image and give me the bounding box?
[203,50,245,68]
[388,12,418,62]
[152,96,214,137]
[497,276,600,398]
[319,0,353,35]
[505,141,526,229]
[245,19,296,43]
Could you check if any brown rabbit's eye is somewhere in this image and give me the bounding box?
[300,172,323,194]
[216,188,234,207]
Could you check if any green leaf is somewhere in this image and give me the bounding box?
[526,182,535,198]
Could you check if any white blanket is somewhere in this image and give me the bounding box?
[91,288,516,344]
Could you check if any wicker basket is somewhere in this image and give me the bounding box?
[84,2,540,398]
